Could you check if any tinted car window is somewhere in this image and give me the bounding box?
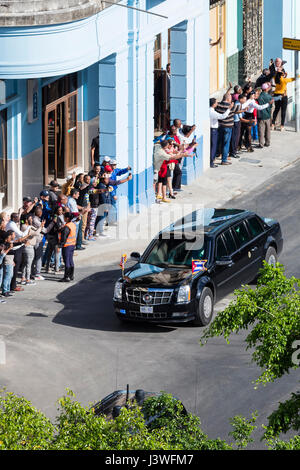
[216,236,228,260]
[247,217,264,238]
[233,222,251,248]
[222,229,237,255]
[144,236,207,267]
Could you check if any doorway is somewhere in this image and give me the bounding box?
[43,74,78,184]
[154,32,171,132]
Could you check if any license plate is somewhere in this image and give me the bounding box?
[140,306,153,314]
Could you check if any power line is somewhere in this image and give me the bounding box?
[100,1,168,19]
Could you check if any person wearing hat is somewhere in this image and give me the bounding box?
[39,190,53,227]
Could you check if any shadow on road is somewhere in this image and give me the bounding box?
[52,269,176,334]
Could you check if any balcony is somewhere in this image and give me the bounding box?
[0,0,120,26]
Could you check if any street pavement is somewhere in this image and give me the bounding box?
[0,131,299,448]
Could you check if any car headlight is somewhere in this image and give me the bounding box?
[177,285,191,304]
[114,281,123,300]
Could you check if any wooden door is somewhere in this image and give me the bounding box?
[43,92,77,184]
[210,7,219,94]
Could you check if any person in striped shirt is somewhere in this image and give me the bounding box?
[215,93,236,165]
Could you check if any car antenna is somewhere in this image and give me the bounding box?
[126,384,130,408]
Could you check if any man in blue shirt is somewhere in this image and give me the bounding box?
[96,172,132,236]
[39,191,53,227]
[108,160,131,224]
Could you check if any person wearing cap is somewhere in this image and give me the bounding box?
[39,190,53,227]
[257,82,274,148]
[48,180,60,210]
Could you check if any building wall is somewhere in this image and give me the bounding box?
[0,0,210,214]
[226,0,244,85]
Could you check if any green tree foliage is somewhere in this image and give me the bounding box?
[200,263,300,445]
[229,413,258,449]
[0,389,234,450]
[0,392,54,450]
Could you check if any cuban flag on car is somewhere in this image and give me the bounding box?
[192,259,207,275]
[120,254,128,270]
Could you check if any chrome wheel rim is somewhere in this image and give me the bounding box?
[203,295,212,318]
[268,254,276,267]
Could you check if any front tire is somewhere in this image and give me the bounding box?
[265,246,278,267]
[194,287,214,327]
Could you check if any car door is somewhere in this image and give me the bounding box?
[212,229,242,301]
[244,216,266,280]
[231,220,259,285]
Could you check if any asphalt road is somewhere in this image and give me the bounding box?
[0,160,299,449]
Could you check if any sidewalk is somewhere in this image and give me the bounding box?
[76,123,300,268]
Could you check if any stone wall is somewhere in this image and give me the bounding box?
[243,0,264,81]
[0,0,118,26]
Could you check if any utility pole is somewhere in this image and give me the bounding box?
[283,37,300,132]
[295,50,300,132]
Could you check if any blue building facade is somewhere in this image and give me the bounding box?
[263,0,300,121]
[0,0,210,218]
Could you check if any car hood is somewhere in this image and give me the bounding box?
[124,263,194,287]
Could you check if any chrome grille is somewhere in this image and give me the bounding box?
[126,288,173,305]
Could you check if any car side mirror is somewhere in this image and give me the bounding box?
[216,256,234,267]
[130,252,141,261]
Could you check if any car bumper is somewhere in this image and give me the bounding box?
[114,300,196,324]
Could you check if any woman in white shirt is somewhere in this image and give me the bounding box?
[241,90,273,152]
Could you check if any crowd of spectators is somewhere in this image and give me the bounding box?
[153,119,198,202]
[0,159,132,299]
[1,57,298,302]
[209,57,299,167]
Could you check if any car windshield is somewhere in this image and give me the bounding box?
[144,234,208,268]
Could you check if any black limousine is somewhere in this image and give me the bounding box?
[93,386,187,422]
[113,209,283,326]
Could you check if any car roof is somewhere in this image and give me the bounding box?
[161,208,255,238]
